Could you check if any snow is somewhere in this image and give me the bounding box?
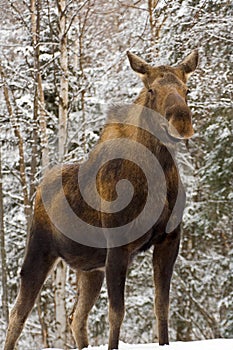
[42,339,233,350]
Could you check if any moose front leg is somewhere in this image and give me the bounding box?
[153,228,180,345]
[71,269,104,349]
[106,248,129,350]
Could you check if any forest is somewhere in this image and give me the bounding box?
[0,0,232,349]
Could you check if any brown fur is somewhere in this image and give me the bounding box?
[4,50,198,350]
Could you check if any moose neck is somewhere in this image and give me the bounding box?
[97,92,177,172]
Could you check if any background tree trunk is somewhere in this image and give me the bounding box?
[57,0,69,162]
[0,62,32,235]
[53,1,69,348]
[30,0,51,346]
[0,142,9,325]
[54,259,67,348]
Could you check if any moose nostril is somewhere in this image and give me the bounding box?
[166,105,194,139]
[165,107,173,121]
[165,103,192,118]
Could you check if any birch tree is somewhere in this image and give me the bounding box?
[0,142,9,324]
[30,0,51,346]
[31,0,49,172]
[53,0,69,347]
[0,62,32,235]
[57,0,69,162]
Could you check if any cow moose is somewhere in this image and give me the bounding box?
[4,49,198,350]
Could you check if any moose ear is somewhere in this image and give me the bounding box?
[127,51,151,81]
[179,49,199,80]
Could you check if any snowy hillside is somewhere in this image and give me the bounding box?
[43,339,233,350]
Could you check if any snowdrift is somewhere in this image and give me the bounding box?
[42,338,233,350]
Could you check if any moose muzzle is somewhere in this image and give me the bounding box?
[164,93,194,140]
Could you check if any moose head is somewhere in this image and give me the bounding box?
[127,50,198,140]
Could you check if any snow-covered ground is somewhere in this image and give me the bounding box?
[43,338,233,350]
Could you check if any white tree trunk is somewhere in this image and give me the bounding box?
[0,142,9,324]
[54,260,67,348]
[57,0,69,162]
[53,1,69,348]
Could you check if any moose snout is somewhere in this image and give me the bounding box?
[165,105,194,139]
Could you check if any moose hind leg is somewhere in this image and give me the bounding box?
[71,269,104,349]
[153,229,180,345]
[4,230,57,350]
[106,248,129,350]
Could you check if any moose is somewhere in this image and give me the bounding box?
[4,49,198,350]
